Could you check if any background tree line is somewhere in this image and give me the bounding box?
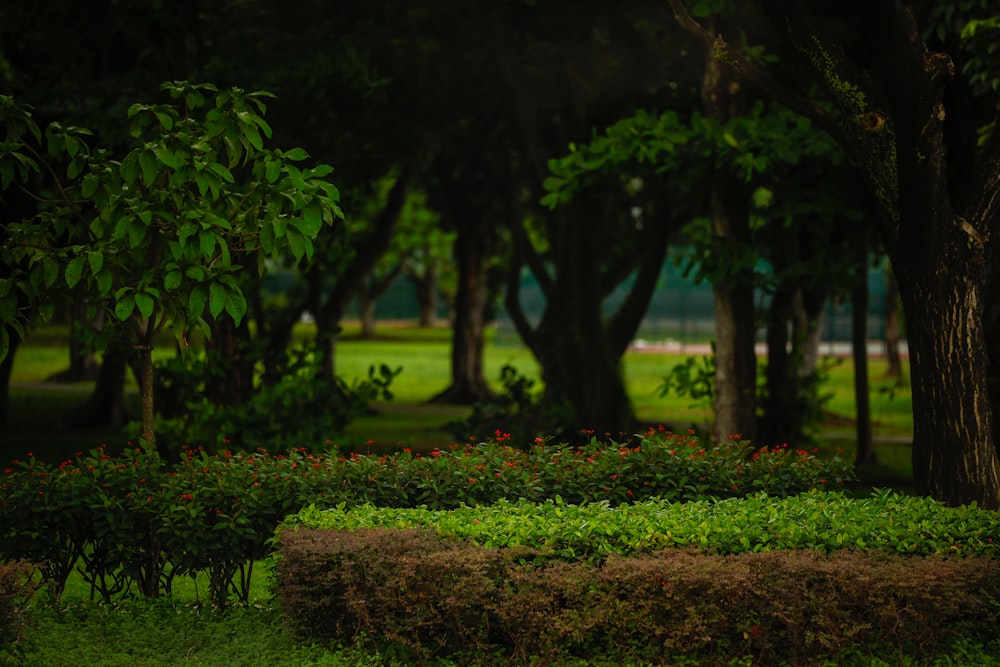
[1,0,999,506]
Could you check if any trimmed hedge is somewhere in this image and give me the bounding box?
[283,490,1000,560]
[0,430,852,604]
[275,527,1000,666]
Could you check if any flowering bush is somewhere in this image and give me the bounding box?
[0,428,853,604]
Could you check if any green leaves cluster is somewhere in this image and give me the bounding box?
[0,81,343,352]
[287,489,1000,562]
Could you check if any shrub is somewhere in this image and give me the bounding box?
[274,528,1000,665]
[0,560,40,648]
[0,430,854,605]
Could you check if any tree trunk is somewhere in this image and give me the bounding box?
[701,13,757,444]
[851,233,874,465]
[359,292,377,339]
[758,287,795,446]
[431,219,494,404]
[137,345,156,452]
[883,266,904,381]
[67,342,129,430]
[204,316,254,410]
[792,288,826,380]
[896,254,1000,506]
[413,265,438,328]
[0,329,21,425]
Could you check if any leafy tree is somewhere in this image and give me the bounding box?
[668,0,1000,506]
[0,82,343,454]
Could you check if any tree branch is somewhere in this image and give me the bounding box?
[666,0,849,148]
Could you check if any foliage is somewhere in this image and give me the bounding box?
[276,526,1000,665]
[0,429,851,605]
[150,346,400,454]
[0,82,344,445]
[284,489,1000,561]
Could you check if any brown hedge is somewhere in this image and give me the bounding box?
[275,528,1000,665]
[0,560,41,648]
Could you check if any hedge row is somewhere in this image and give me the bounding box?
[284,490,1000,560]
[0,429,852,604]
[275,527,1000,666]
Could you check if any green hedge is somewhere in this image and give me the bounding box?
[283,490,1000,560]
[0,429,852,605]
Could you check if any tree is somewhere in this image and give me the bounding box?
[668,0,1000,507]
[0,82,343,454]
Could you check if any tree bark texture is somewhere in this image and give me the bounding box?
[701,28,758,443]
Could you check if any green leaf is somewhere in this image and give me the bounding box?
[65,255,86,288]
[139,151,158,186]
[135,292,155,319]
[154,111,174,131]
[265,159,282,184]
[722,132,739,148]
[129,218,146,249]
[284,147,309,161]
[209,162,235,183]
[80,172,100,198]
[224,287,247,323]
[38,300,55,322]
[87,251,104,276]
[199,230,216,258]
[299,201,323,236]
[185,266,205,281]
[188,285,208,319]
[285,227,306,261]
[115,293,136,321]
[165,270,183,291]
[42,258,59,288]
[209,282,227,318]
[95,267,113,294]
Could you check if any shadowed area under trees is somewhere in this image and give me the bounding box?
[1,0,999,506]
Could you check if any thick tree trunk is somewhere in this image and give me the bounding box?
[701,13,757,444]
[851,235,874,465]
[431,220,493,404]
[896,256,1000,506]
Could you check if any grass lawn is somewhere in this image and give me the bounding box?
[3,321,914,488]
